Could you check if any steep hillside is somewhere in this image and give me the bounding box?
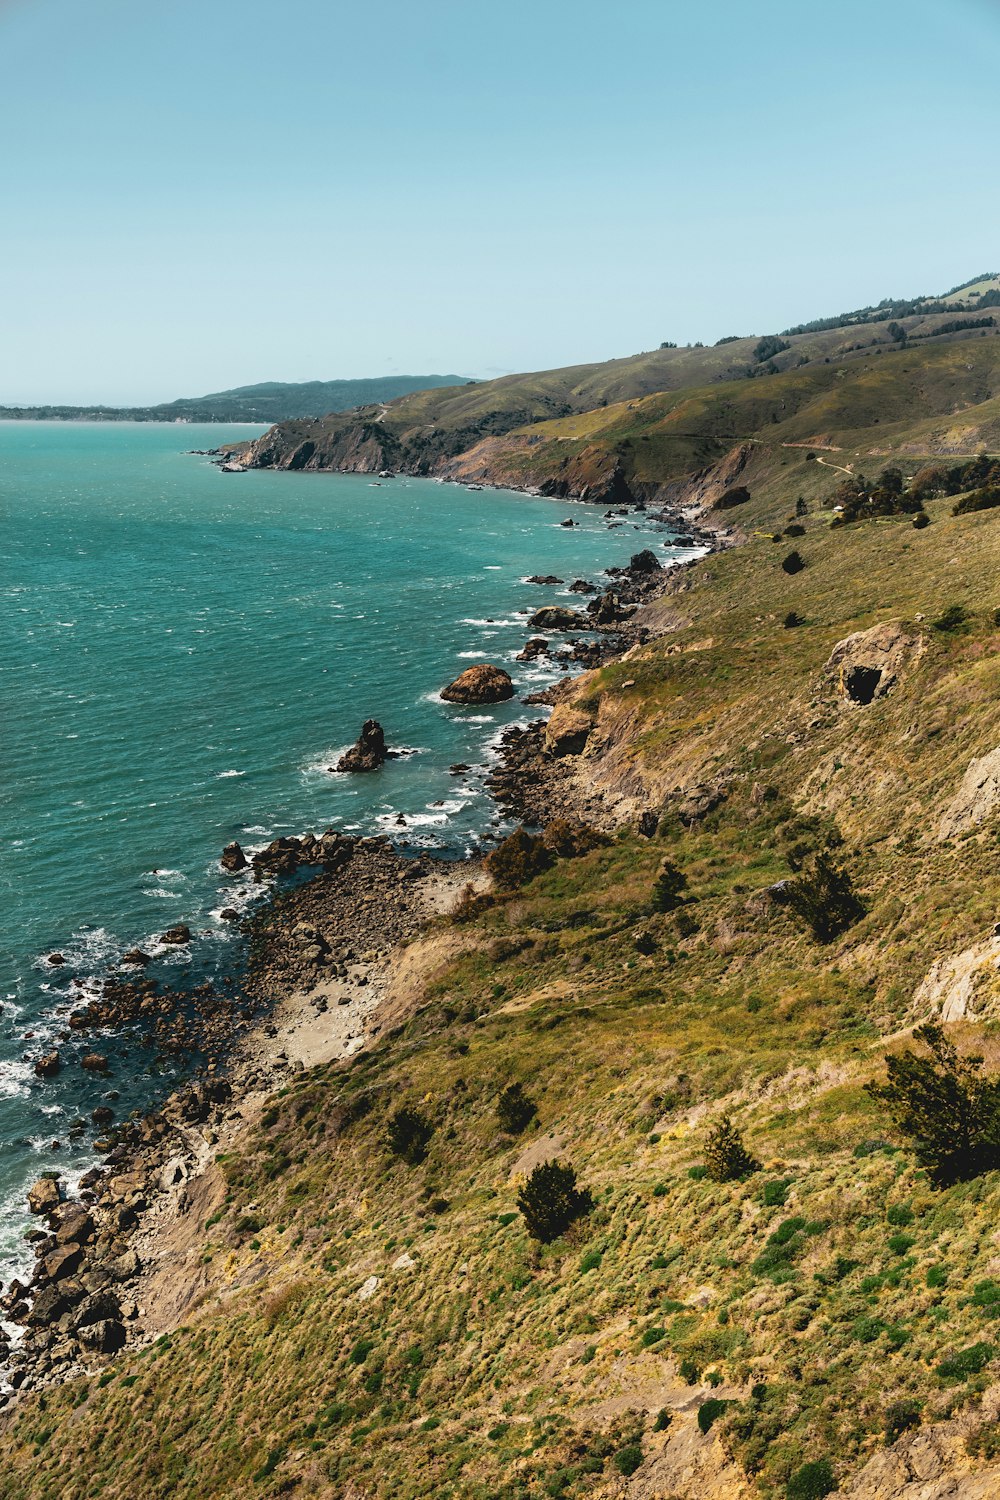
[8,412,1000,1499]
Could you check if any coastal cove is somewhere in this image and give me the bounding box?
[0,420,701,1303]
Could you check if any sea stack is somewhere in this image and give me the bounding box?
[440,664,515,704]
[336,720,389,772]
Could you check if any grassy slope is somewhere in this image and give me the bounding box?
[7,456,1000,1496]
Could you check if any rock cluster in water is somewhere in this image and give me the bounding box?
[440,664,514,704]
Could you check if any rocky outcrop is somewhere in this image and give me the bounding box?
[159,925,191,945]
[440,665,514,704]
[27,1178,61,1215]
[220,841,247,872]
[33,1050,61,1078]
[544,706,594,757]
[251,830,353,879]
[527,606,589,631]
[825,621,923,706]
[939,747,1000,839]
[335,720,390,772]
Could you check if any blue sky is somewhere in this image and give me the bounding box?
[2,0,999,403]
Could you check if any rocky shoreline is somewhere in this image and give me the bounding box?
[0,493,724,1408]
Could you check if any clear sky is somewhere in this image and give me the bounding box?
[2,0,999,404]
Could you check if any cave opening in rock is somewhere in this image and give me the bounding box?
[844,665,883,704]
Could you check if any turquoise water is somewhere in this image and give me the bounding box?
[0,420,693,1287]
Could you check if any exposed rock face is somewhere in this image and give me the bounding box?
[939,746,1000,839]
[440,665,514,704]
[527,606,589,631]
[825,621,922,706]
[335,720,389,772]
[912,933,1000,1022]
[544,706,594,757]
[220,841,247,872]
[34,1051,61,1078]
[516,638,549,662]
[251,830,352,878]
[526,575,563,585]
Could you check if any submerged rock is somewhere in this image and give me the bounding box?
[336,720,389,772]
[440,664,514,704]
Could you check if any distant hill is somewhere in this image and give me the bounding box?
[0,374,468,424]
[234,275,1000,500]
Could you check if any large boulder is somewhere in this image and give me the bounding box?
[939,748,1000,840]
[825,621,922,706]
[628,548,662,574]
[27,1178,61,1216]
[335,720,389,772]
[33,1050,61,1079]
[527,606,589,631]
[78,1319,126,1353]
[43,1243,84,1282]
[440,665,514,705]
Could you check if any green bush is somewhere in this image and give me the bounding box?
[886,1203,914,1226]
[931,603,970,631]
[888,1232,915,1255]
[697,1398,732,1433]
[484,827,554,890]
[496,1082,537,1134]
[935,1342,995,1381]
[884,1398,921,1445]
[612,1444,643,1476]
[952,487,1000,516]
[781,550,805,575]
[579,1250,602,1273]
[786,1457,835,1498]
[926,1264,949,1288]
[762,1178,792,1207]
[641,1326,666,1346]
[704,1115,760,1182]
[386,1106,434,1165]
[866,1023,1000,1186]
[517,1159,593,1243]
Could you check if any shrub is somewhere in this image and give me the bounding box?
[496,1083,537,1135]
[579,1250,602,1273]
[698,1398,732,1433]
[781,550,805,575]
[484,827,554,890]
[613,1444,643,1476]
[652,857,687,913]
[866,1023,1000,1186]
[886,1203,914,1226]
[517,1160,593,1243]
[913,511,930,529]
[887,1232,915,1255]
[653,1408,671,1431]
[884,1399,921,1444]
[783,851,864,942]
[542,818,608,859]
[754,335,790,363]
[386,1107,434,1165]
[786,1458,835,1499]
[762,1179,792,1207]
[931,603,970,632]
[926,1264,949,1288]
[784,523,805,537]
[953,486,1000,516]
[704,1116,760,1182]
[935,1342,995,1381]
[783,611,805,628]
[641,1326,666,1346]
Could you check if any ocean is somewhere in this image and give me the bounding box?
[0,419,696,1289]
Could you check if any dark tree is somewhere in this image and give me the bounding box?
[704,1115,760,1182]
[866,1023,1000,1186]
[517,1159,593,1242]
[783,851,864,941]
[652,857,687,913]
[386,1107,434,1165]
[496,1082,537,1135]
[781,550,806,575]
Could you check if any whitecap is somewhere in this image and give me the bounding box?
[216,769,246,779]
